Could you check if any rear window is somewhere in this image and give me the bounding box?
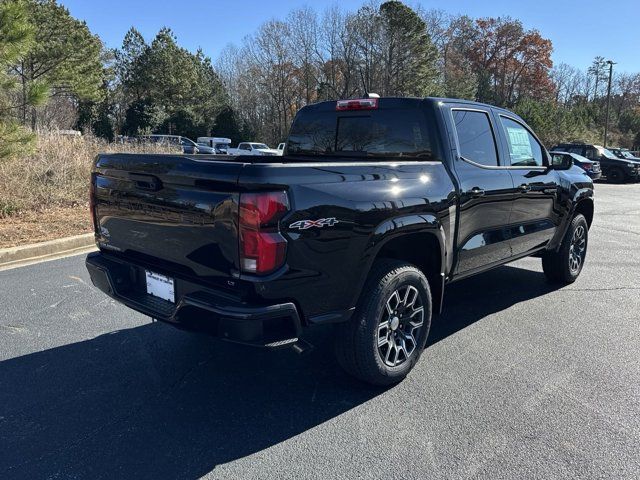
[287,104,439,160]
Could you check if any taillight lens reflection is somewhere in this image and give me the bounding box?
[578,162,592,171]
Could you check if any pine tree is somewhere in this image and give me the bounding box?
[13,0,103,130]
[0,0,37,159]
[379,1,440,97]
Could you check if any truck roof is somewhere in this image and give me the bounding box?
[300,96,518,116]
[300,97,523,121]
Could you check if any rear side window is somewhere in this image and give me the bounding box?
[452,110,498,166]
[287,106,438,160]
[499,116,544,167]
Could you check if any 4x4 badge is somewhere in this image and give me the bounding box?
[289,218,340,230]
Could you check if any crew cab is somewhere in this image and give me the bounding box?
[86,96,594,385]
[227,142,280,156]
[551,142,640,183]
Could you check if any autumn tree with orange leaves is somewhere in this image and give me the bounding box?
[469,17,554,107]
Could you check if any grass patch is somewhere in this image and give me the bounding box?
[0,133,179,246]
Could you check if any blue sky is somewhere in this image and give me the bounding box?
[60,0,639,73]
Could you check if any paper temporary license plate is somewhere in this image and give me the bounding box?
[145,270,175,303]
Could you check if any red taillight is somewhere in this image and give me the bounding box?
[336,98,378,111]
[239,191,289,274]
[578,162,592,172]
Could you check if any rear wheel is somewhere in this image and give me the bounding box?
[335,260,432,386]
[608,167,625,183]
[542,214,588,284]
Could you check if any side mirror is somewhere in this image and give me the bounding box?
[550,154,573,170]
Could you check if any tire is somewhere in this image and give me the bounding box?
[542,214,588,284]
[607,167,626,184]
[335,259,432,386]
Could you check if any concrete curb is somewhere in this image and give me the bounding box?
[0,233,96,269]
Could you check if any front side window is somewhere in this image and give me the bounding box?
[500,117,544,167]
[452,110,498,166]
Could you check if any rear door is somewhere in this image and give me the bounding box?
[448,106,514,276]
[493,113,561,256]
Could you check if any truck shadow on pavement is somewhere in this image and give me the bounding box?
[0,265,557,479]
[430,264,560,345]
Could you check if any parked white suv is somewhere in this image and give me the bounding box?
[228,142,280,156]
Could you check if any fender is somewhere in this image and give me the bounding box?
[548,186,594,251]
[351,213,447,314]
[370,213,446,258]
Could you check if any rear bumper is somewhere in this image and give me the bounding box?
[85,252,302,348]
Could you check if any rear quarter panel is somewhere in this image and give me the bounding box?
[237,161,456,322]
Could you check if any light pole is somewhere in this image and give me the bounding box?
[604,60,616,148]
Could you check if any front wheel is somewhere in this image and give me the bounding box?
[335,260,432,386]
[542,214,588,284]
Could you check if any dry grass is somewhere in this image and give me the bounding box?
[0,133,179,247]
[0,205,91,248]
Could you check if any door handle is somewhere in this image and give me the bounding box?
[468,187,485,197]
[518,184,531,192]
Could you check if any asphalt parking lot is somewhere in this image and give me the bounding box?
[1,182,639,480]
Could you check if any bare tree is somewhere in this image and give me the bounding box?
[551,63,583,104]
[287,7,321,106]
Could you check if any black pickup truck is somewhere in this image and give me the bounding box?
[551,142,640,183]
[86,96,594,385]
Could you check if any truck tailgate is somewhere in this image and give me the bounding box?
[92,154,245,284]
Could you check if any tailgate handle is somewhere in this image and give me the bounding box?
[130,173,162,191]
